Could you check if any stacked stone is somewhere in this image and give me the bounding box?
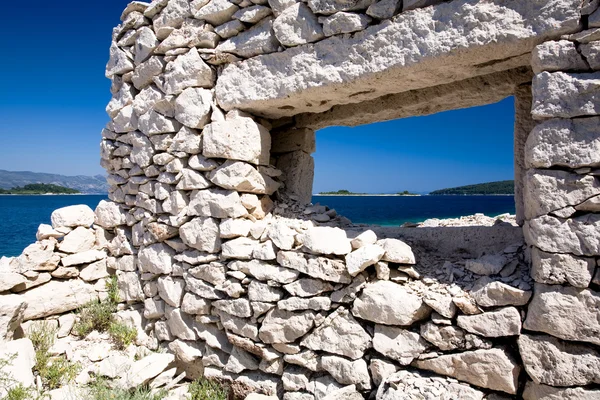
[520,14,600,400]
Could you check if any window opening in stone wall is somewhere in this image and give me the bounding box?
[311,97,517,227]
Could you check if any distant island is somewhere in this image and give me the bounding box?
[318,190,420,196]
[0,183,80,195]
[0,169,108,194]
[430,180,514,195]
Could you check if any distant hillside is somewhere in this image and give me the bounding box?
[430,180,514,195]
[0,184,80,195]
[0,170,108,194]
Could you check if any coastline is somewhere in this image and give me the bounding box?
[315,194,421,197]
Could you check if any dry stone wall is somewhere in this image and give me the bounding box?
[1,0,600,399]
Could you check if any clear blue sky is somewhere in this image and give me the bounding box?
[0,1,515,192]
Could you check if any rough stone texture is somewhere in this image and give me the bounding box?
[413,348,520,394]
[216,0,581,118]
[530,248,595,287]
[352,281,430,325]
[524,214,600,256]
[518,334,600,386]
[216,17,280,58]
[258,308,316,343]
[525,117,600,169]
[321,356,371,390]
[523,283,600,346]
[373,325,429,365]
[273,3,323,47]
[531,40,588,74]
[51,205,95,228]
[514,83,535,225]
[276,151,314,204]
[321,12,371,37]
[377,370,485,400]
[523,382,600,400]
[21,280,98,320]
[532,71,600,119]
[298,227,351,256]
[0,296,27,343]
[456,307,522,337]
[470,277,532,307]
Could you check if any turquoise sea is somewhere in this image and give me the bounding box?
[0,194,515,258]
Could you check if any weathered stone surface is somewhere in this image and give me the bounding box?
[366,0,401,19]
[307,0,373,14]
[216,0,581,118]
[10,240,60,273]
[519,334,600,387]
[189,188,247,219]
[0,272,27,292]
[0,338,36,394]
[298,227,351,255]
[158,276,186,307]
[277,251,351,283]
[213,298,252,318]
[0,295,27,342]
[234,259,300,284]
[180,217,221,253]
[531,40,588,74]
[174,88,212,129]
[132,56,166,90]
[526,117,600,169]
[120,353,175,389]
[531,248,594,287]
[373,325,428,365]
[258,308,316,343]
[377,239,415,264]
[216,17,280,58]
[413,348,520,394]
[423,292,457,319]
[523,382,600,400]
[321,12,370,37]
[321,356,371,390]
[161,48,215,95]
[21,280,97,320]
[106,43,134,78]
[222,237,259,260]
[465,254,507,275]
[523,283,600,346]
[276,151,314,204]
[377,370,485,400]
[352,281,430,325]
[533,72,600,119]
[284,278,333,298]
[273,3,323,47]
[58,226,96,254]
[420,322,471,351]
[209,160,280,195]
[117,271,145,303]
[152,0,191,39]
[301,307,370,359]
[457,307,521,337]
[51,205,95,228]
[203,117,271,165]
[524,169,600,219]
[470,277,531,307]
[94,200,126,228]
[524,214,600,256]
[271,128,315,155]
[345,244,385,276]
[192,0,239,25]
[79,259,110,282]
[138,243,174,274]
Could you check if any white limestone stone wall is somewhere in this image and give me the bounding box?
[2,0,599,399]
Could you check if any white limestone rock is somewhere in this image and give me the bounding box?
[523,283,600,346]
[321,356,371,390]
[138,109,181,135]
[352,280,430,325]
[189,188,247,219]
[525,117,600,169]
[160,48,215,95]
[233,5,272,23]
[373,325,428,365]
[524,214,600,256]
[284,278,333,297]
[523,382,600,400]
[220,218,254,239]
[51,205,95,228]
[519,334,600,387]
[266,221,296,251]
[180,217,221,253]
[278,296,331,311]
[209,160,280,195]
[0,295,27,343]
[158,276,186,307]
[117,271,145,303]
[350,230,377,249]
[21,279,97,320]
[233,259,300,284]
[248,280,284,302]
[192,0,239,25]
[530,247,595,288]
[216,0,581,118]
[10,240,60,273]
[423,292,457,319]
[95,200,126,228]
[277,251,352,283]
[414,348,520,394]
[258,308,316,343]
[153,0,192,39]
[138,243,175,274]
[273,3,324,47]
[215,20,246,39]
[132,56,166,89]
[307,0,373,14]
[216,17,280,58]
[377,370,485,400]
[176,169,212,190]
[457,307,522,337]
[531,40,588,74]
[106,82,136,118]
[79,260,110,282]
[320,12,370,37]
[189,154,219,171]
[377,238,415,264]
[58,227,96,254]
[106,43,134,78]
[222,237,259,260]
[532,71,600,119]
[119,353,175,389]
[134,26,159,65]
[202,116,271,165]
[213,298,252,318]
[174,88,213,129]
[129,132,154,168]
[470,277,532,307]
[465,254,507,275]
[366,0,401,19]
[166,307,197,340]
[298,227,351,255]
[345,244,385,276]
[0,338,36,395]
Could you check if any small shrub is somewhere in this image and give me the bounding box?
[108,322,137,350]
[106,275,120,305]
[28,322,79,390]
[88,379,166,400]
[189,379,228,400]
[73,300,115,337]
[4,385,36,400]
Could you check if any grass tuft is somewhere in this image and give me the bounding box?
[108,322,137,350]
[88,379,166,400]
[189,379,228,400]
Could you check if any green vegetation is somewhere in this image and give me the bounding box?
[189,379,228,400]
[0,183,79,195]
[318,189,418,196]
[0,355,40,400]
[88,379,166,400]
[74,276,137,349]
[28,323,79,390]
[429,180,515,195]
[319,189,358,195]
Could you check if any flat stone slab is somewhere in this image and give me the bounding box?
[216,0,581,118]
